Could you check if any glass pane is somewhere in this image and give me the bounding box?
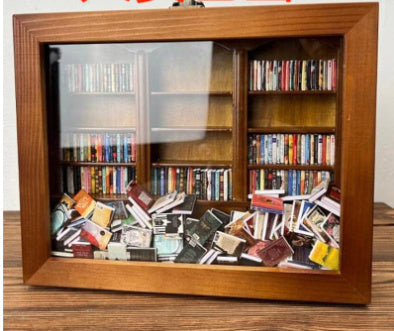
[47,38,341,272]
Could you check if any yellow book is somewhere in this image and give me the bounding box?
[309,240,339,270]
[91,201,114,228]
[288,135,293,165]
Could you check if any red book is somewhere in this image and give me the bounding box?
[285,61,290,91]
[281,60,286,90]
[332,59,337,91]
[322,135,327,165]
[72,243,93,259]
[292,134,297,165]
[126,180,154,211]
[251,194,284,214]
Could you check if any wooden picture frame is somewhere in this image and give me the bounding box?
[13,3,378,304]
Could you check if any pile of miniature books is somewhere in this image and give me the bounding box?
[51,180,340,270]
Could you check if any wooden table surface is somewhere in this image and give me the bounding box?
[3,204,394,330]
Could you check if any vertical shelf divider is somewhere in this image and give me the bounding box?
[135,51,151,189]
[232,49,248,201]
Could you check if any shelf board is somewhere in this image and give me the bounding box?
[60,161,136,167]
[152,160,232,168]
[248,127,336,134]
[248,164,334,171]
[248,90,336,96]
[62,127,136,133]
[69,92,135,96]
[151,126,232,132]
[51,193,128,201]
[150,91,232,96]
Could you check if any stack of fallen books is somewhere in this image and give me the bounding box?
[51,179,340,270]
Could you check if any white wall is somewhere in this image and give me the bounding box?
[3,0,394,210]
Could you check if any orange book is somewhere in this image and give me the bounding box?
[73,189,96,218]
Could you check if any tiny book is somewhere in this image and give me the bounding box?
[72,241,93,259]
[309,240,339,270]
[108,242,129,261]
[155,192,186,214]
[148,191,177,214]
[175,237,207,264]
[91,201,115,228]
[73,189,96,218]
[251,194,284,214]
[152,214,184,235]
[256,237,294,267]
[153,234,184,258]
[126,180,155,211]
[239,253,262,266]
[121,225,152,248]
[128,247,158,262]
[172,194,197,215]
[184,217,199,237]
[212,231,246,257]
[189,210,222,245]
[80,220,112,250]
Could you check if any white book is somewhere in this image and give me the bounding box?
[265,61,270,91]
[282,194,311,201]
[56,227,72,241]
[308,180,329,202]
[331,135,335,166]
[113,167,117,194]
[64,229,81,247]
[255,189,285,195]
[257,60,262,91]
[315,200,340,217]
[125,203,148,228]
[328,60,333,90]
[326,136,331,166]
[199,249,216,265]
[301,134,305,165]
[318,135,323,164]
[155,192,186,214]
[272,134,277,164]
[148,191,177,214]
[280,134,285,164]
[223,169,229,201]
[127,196,151,222]
[207,250,221,264]
[321,196,341,210]
[52,251,73,258]
[207,170,212,201]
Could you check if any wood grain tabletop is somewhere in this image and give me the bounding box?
[3,203,394,330]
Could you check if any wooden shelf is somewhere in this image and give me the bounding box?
[152,160,232,168]
[248,90,336,95]
[152,126,232,132]
[69,92,135,96]
[248,127,336,134]
[52,193,128,201]
[248,164,334,171]
[150,91,232,96]
[62,127,136,133]
[60,161,136,167]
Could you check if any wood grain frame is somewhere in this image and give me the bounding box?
[13,3,378,304]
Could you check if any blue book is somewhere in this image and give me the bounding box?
[116,134,121,163]
[123,134,128,162]
[268,134,272,164]
[160,168,165,195]
[292,170,297,196]
[305,134,310,165]
[215,170,220,201]
[288,170,292,195]
[105,133,110,162]
[116,167,121,193]
[296,171,301,195]
[211,170,215,200]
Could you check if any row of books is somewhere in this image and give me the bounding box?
[63,166,136,195]
[65,63,134,93]
[62,132,136,163]
[51,181,340,270]
[249,59,337,91]
[151,167,233,201]
[248,134,335,166]
[249,169,331,196]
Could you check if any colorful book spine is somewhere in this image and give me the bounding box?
[248,134,335,166]
[249,59,337,91]
[249,169,332,195]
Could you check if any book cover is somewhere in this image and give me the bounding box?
[73,189,96,218]
[80,220,112,250]
[174,238,207,264]
[189,210,222,245]
[126,180,154,211]
[91,201,114,228]
[172,194,197,215]
[309,240,339,270]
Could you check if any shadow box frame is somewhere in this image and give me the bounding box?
[13,2,378,304]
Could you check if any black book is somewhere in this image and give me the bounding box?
[184,217,199,237]
[174,237,207,264]
[128,247,157,262]
[189,210,223,245]
[172,194,197,215]
[211,208,230,230]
